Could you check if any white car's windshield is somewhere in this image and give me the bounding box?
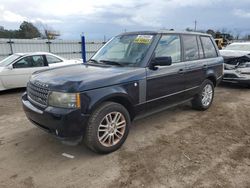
[90,34,154,66]
[225,44,250,51]
[0,54,22,67]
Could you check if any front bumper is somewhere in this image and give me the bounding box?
[0,78,6,91]
[22,92,90,139]
[222,70,250,85]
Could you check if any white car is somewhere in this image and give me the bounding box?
[220,42,250,57]
[0,52,82,91]
[220,42,250,86]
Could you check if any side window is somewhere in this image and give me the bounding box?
[46,55,62,64]
[200,37,217,58]
[182,35,199,61]
[13,55,45,68]
[154,35,181,63]
[197,36,204,58]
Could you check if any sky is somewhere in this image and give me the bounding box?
[0,0,250,40]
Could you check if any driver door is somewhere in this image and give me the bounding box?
[146,34,187,110]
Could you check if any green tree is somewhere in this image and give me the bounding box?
[0,21,42,39]
[18,21,41,39]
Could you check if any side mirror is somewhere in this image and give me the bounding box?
[151,56,172,67]
[7,64,13,70]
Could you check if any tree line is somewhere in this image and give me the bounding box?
[0,21,60,39]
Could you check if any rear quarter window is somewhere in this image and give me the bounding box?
[200,36,217,58]
[46,55,62,64]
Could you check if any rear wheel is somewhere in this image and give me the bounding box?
[192,79,214,111]
[84,102,130,154]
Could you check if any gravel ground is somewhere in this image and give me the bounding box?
[0,84,250,188]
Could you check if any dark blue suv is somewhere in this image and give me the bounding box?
[22,31,223,153]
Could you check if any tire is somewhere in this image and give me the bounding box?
[191,79,214,111]
[84,102,130,154]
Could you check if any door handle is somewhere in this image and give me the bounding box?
[178,69,185,74]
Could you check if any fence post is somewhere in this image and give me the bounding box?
[8,39,14,55]
[81,35,86,63]
[46,39,52,52]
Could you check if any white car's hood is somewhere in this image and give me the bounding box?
[66,59,83,64]
[220,50,250,57]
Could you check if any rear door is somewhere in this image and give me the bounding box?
[184,35,220,94]
[146,34,187,109]
[1,55,48,88]
[182,35,208,96]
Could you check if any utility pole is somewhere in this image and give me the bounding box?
[194,20,197,31]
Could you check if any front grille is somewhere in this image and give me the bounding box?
[27,81,49,108]
[223,73,238,78]
[241,72,250,75]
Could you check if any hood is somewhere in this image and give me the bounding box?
[220,50,250,58]
[64,59,83,64]
[30,64,145,92]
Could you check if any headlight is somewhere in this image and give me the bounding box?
[48,92,81,108]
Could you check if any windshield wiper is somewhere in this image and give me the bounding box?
[99,60,123,66]
[88,58,99,64]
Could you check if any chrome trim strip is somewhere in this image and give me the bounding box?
[140,86,199,105]
[23,100,43,114]
[28,95,47,108]
[217,75,223,80]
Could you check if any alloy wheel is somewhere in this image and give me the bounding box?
[97,112,126,147]
[201,84,213,107]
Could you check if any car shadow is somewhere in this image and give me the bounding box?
[8,127,101,159]
[218,82,249,90]
[0,88,26,95]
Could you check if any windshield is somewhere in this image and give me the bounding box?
[90,34,154,66]
[225,44,250,51]
[0,54,22,67]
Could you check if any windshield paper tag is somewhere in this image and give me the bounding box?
[134,35,153,44]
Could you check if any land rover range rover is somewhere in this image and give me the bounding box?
[22,31,223,153]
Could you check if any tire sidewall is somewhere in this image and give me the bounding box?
[88,103,130,153]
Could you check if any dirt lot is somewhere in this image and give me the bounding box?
[0,85,250,188]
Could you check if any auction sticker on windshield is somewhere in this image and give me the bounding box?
[134,35,153,44]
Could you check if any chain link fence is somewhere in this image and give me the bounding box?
[0,38,105,61]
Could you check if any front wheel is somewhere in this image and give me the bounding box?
[84,102,130,154]
[191,80,214,111]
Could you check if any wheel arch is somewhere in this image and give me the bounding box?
[206,75,217,87]
[89,93,136,121]
[206,69,217,87]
